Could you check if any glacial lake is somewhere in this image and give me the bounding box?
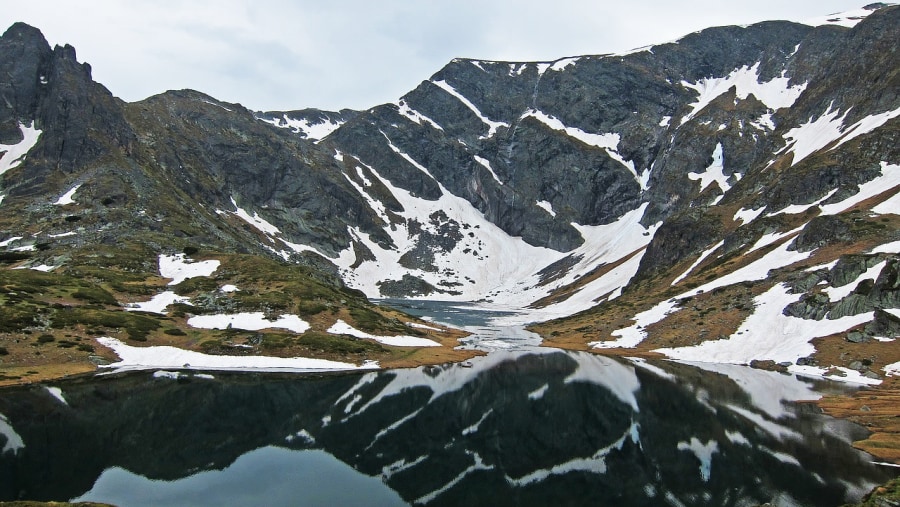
[0,302,897,506]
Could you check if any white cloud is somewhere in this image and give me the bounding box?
[2,1,869,111]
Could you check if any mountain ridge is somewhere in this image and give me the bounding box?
[0,5,897,388]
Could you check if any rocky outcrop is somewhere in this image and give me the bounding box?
[0,6,898,308]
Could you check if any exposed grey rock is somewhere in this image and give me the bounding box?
[846,331,870,344]
[865,309,900,338]
[784,293,831,320]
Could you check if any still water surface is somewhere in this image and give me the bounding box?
[0,303,895,506]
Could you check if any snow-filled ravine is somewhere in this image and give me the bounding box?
[1,350,894,506]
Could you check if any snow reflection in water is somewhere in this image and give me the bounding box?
[0,347,894,506]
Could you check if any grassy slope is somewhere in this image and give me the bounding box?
[0,246,475,387]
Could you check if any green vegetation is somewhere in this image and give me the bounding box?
[298,331,387,355]
[72,286,118,306]
[0,306,40,332]
[51,308,160,341]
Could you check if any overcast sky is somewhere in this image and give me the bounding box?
[1,1,871,112]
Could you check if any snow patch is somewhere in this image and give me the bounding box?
[549,57,580,72]
[750,113,776,131]
[126,290,190,315]
[188,312,310,333]
[871,241,900,254]
[96,337,373,372]
[872,188,900,215]
[823,261,886,302]
[599,237,810,350]
[688,143,731,194]
[528,384,549,400]
[258,114,344,141]
[803,7,880,28]
[782,106,900,167]
[158,254,220,286]
[535,200,556,217]
[28,264,57,272]
[0,413,24,455]
[473,155,503,185]
[522,109,645,189]
[886,361,900,377]
[219,198,324,258]
[0,236,23,248]
[327,319,440,347]
[0,122,42,176]
[416,451,491,504]
[657,284,873,365]
[54,184,81,205]
[767,189,838,217]
[461,409,493,435]
[505,422,639,487]
[680,64,806,125]
[820,162,900,216]
[748,225,806,254]
[677,438,718,482]
[733,206,766,224]
[45,386,68,405]
[396,100,443,131]
[229,197,280,235]
[431,80,508,138]
[671,240,724,286]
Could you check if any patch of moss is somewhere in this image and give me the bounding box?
[51,308,160,342]
[72,286,118,306]
[297,301,328,316]
[298,331,387,355]
[172,276,220,294]
[0,305,40,332]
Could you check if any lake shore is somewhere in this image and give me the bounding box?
[2,325,897,471]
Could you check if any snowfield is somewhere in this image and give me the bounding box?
[327,319,441,347]
[96,337,377,373]
[187,312,311,333]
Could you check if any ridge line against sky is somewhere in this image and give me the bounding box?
[0,1,877,112]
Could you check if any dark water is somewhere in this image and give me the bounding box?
[0,350,896,506]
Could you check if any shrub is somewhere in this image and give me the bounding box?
[297,301,328,316]
[0,347,8,355]
[298,332,386,355]
[0,306,39,332]
[164,328,187,336]
[72,286,118,306]
[37,334,55,344]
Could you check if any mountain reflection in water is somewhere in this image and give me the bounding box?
[0,350,895,506]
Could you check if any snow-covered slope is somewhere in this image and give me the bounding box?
[0,6,898,379]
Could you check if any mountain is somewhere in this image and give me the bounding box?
[0,4,898,382]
